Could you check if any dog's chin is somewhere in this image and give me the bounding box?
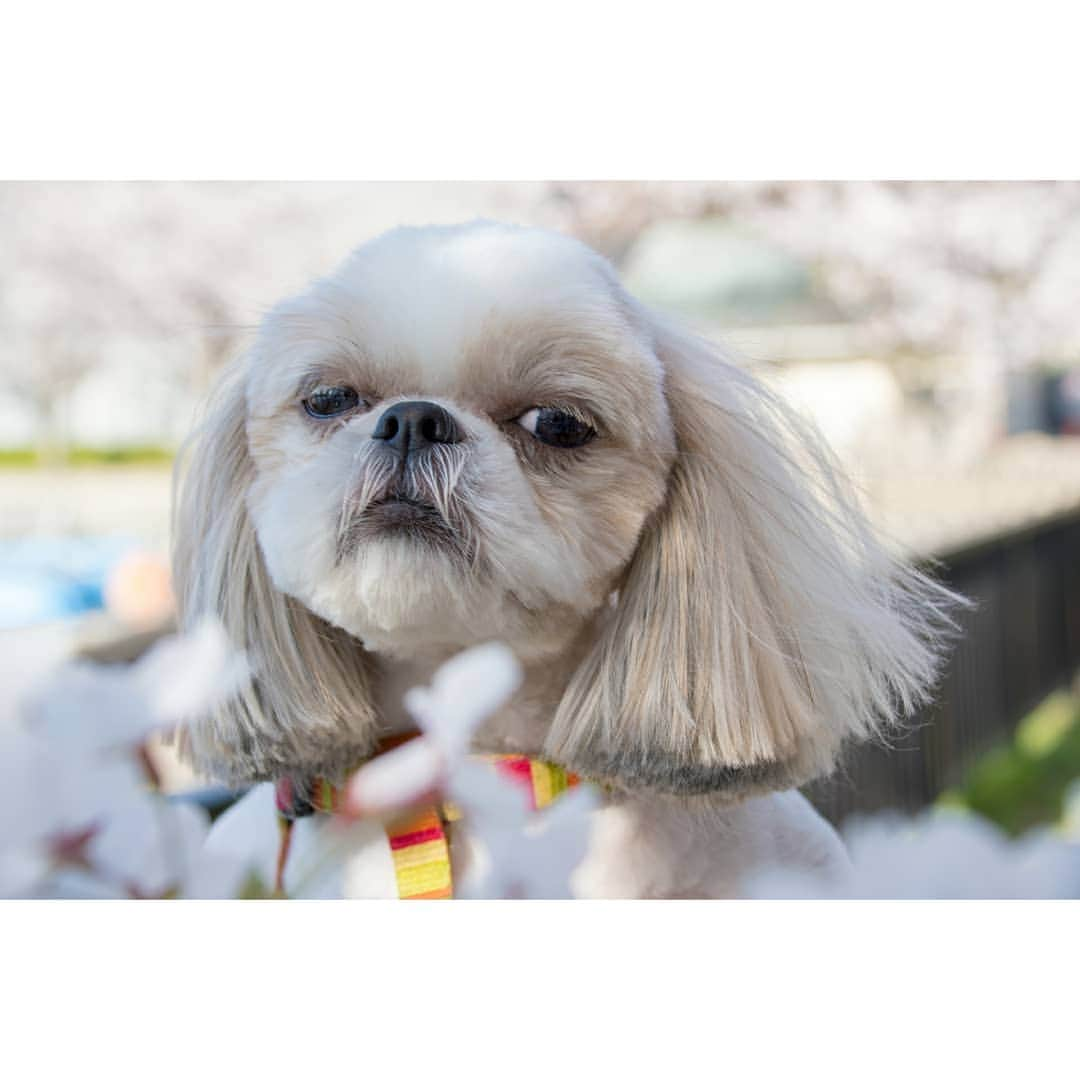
[301,525,487,655]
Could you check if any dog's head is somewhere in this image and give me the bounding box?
[174,221,954,794]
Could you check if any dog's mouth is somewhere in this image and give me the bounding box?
[365,494,445,529]
[337,490,462,562]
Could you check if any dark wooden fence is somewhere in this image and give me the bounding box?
[806,508,1080,824]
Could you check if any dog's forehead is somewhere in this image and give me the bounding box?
[343,222,611,312]
[315,223,633,390]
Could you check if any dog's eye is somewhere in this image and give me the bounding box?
[303,386,363,419]
[516,407,596,448]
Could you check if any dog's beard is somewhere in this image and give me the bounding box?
[335,441,477,566]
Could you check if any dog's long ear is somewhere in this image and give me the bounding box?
[546,314,959,797]
[171,357,379,785]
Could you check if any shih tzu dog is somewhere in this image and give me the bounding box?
[174,220,954,898]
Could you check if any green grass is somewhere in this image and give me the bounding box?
[939,688,1080,836]
[0,445,175,468]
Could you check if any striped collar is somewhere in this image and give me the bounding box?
[273,749,579,899]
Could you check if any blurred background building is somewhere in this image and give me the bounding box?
[3,181,1080,823]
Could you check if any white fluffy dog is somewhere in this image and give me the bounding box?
[174,221,954,897]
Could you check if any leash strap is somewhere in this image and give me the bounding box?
[386,806,453,899]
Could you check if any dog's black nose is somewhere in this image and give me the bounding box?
[372,400,461,455]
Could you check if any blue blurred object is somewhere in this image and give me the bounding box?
[0,536,138,629]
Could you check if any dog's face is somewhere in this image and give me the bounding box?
[243,224,674,659]
[175,221,952,793]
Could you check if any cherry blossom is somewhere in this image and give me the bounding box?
[343,642,522,817]
[26,617,247,753]
[450,762,599,900]
[537,181,1080,462]
[0,620,253,899]
[747,809,1080,899]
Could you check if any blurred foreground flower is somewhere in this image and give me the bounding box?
[448,759,599,899]
[748,808,1080,899]
[343,642,525,818]
[0,620,254,898]
[28,617,247,753]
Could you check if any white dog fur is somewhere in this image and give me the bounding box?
[175,221,956,898]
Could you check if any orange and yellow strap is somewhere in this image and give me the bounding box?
[273,755,578,899]
[385,806,453,899]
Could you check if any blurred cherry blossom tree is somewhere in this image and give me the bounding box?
[0,183,312,458]
[0,182,541,454]
[540,181,1080,461]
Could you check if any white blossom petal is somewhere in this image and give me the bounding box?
[403,642,521,757]
[448,762,598,899]
[344,738,444,817]
[0,846,52,899]
[135,618,249,728]
[199,783,280,895]
[0,622,75,731]
[89,795,210,897]
[37,867,129,900]
[27,618,248,753]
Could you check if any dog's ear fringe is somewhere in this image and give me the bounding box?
[545,311,964,797]
[171,356,380,786]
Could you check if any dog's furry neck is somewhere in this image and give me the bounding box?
[370,621,597,759]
